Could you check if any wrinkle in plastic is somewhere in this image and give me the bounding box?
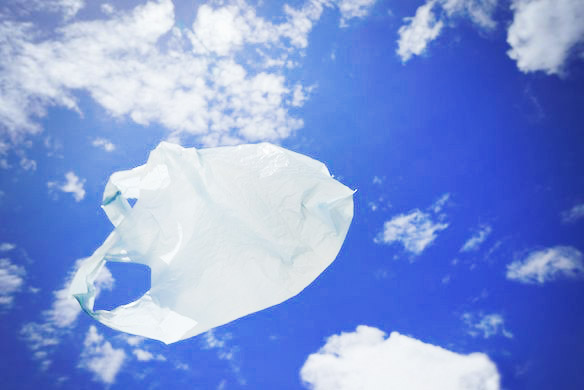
[69,142,354,344]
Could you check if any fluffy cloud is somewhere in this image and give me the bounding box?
[462,313,513,339]
[460,224,492,252]
[0,258,26,309]
[79,325,126,385]
[397,0,497,62]
[374,194,450,255]
[506,246,584,284]
[300,325,500,390]
[507,0,584,75]
[21,262,114,370]
[47,172,86,202]
[397,0,444,62]
[92,138,115,152]
[0,0,376,149]
[562,203,584,223]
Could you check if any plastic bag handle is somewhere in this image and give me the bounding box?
[69,165,198,344]
[101,166,146,227]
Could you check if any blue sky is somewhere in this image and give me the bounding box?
[1,0,584,389]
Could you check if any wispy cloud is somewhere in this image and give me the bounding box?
[100,3,114,15]
[203,330,245,385]
[0,242,16,252]
[562,203,584,223]
[432,192,450,213]
[300,325,500,390]
[92,138,116,152]
[0,258,26,309]
[460,224,492,252]
[336,0,377,27]
[374,194,450,255]
[47,172,86,202]
[397,0,497,62]
[21,262,114,370]
[6,0,85,20]
[462,313,513,339]
[507,0,584,75]
[506,246,584,284]
[78,325,126,385]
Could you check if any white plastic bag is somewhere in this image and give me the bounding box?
[70,142,354,344]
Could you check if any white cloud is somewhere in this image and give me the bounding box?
[506,246,584,284]
[132,348,166,362]
[562,203,584,223]
[507,0,584,75]
[0,0,375,150]
[20,157,37,171]
[92,138,115,152]
[52,0,85,19]
[397,0,497,62]
[100,3,114,15]
[460,224,492,252]
[0,242,16,251]
[0,258,26,309]
[397,0,444,63]
[336,0,377,27]
[8,0,85,20]
[190,2,278,56]
[375,210,448,254]
[47,171,86,202]
[121,334,145,347]
[374,194,450,255]
[79,325,126,385]
[132,348,153,361]
[203,330,233,360]
[462,313,513,339]
[441,0,498,29]
[203,330,245,384]
[432,192,450,213]
[300,325,500,390]
[21,262,114,369]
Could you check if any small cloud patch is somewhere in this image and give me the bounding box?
[21,262,114,370]
[462,313,513,339]
[374,194,450,256]
[562,203,584,223]
[79,326,126,385]
[92,138,116,152]
[0,258,26,309]
[48,172,86,202]
[460,225,492,252]
[506,246,584,284]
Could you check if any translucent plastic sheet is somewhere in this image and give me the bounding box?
[70,142,354,344]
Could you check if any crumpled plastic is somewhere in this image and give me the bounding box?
[70,142,354,344]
